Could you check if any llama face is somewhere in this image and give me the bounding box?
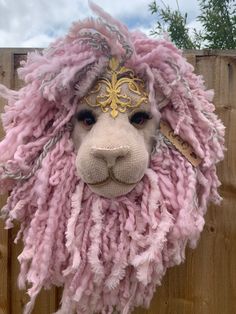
[72,61,158,198]
[72,96,158,199]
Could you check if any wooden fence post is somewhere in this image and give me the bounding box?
[0,49,13,314]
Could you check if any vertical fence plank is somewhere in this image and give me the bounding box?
[0,49,13,314]
[211,54,236,314]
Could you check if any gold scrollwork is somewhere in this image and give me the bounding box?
[84,57,148,118]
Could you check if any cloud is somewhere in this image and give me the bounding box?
[0,0,200,47]
[0,0,87,47]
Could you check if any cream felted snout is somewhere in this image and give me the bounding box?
[72,107,157,198]
[91,145,130,169]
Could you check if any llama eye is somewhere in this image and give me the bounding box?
[76,110,96,129]
[129,111,152,128]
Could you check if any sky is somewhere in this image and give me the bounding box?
[0,0,201,47]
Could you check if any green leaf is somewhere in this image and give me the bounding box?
[148,0,236,49]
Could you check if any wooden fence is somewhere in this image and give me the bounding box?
[0,49,235,314]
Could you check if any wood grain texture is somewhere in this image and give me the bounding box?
[0,49,235,314]
[0,49,13,314]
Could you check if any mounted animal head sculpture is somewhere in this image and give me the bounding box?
[0,3,224,314]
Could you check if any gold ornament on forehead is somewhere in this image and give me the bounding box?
[83,57,148,118]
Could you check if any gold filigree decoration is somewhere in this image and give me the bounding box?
[83,57,148,118]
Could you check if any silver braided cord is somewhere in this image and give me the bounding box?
[0,124,72,181]
[98,18,133,63]
[151,129,174,156]
[79,18,133,64]
[166,60,192,98]
[79,31,111,57]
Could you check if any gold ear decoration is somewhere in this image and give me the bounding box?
[83,57,148,118]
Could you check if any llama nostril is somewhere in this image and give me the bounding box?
[91,146,130,167]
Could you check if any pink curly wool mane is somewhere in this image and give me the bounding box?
[0,3,224,314]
